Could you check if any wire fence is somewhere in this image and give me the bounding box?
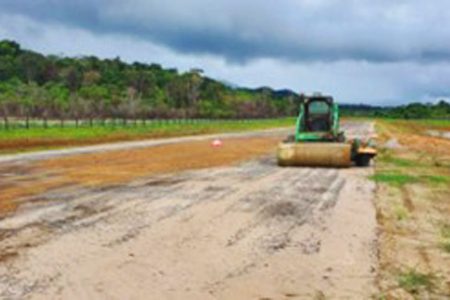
[0,117,292,130]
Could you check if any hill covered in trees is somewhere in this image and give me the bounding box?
[0,39,448,129]
[0,39,299,127]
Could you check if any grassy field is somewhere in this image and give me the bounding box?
[374,119,450,299]
[382,118,450,129]
[0,118,295,153]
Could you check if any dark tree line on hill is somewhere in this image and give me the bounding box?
[378,101,450,119]
[0,40,448,130]
[0,40,299,129]
[341,101,450,119]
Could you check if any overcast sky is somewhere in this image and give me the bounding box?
[1,0,449,104]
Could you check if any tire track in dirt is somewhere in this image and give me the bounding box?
[0,122,377,299]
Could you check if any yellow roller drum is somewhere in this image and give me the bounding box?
[277,142,352,168]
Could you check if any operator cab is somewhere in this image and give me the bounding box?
[304,96,333,132]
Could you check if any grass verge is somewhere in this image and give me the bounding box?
[370,173,418,186]
[0,118,294,153]
[374,119,450,299]
[397,270,434,294]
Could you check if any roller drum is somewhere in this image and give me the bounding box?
[277,142,351,168]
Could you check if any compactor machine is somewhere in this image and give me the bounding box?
[277,95,376,167]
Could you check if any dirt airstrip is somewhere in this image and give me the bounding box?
[0,122,378,299]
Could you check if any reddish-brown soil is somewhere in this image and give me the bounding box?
[37,136,281,186]
[378,121,450,157]
[0,129,216,153]
[0,136,279,215]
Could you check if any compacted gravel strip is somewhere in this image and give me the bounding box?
[0,122,377,299]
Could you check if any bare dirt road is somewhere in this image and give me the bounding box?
[0,122,378,300]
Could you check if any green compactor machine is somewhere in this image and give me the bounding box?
[277,95,377,168]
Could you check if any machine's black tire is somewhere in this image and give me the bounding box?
[336,132,346,143]
[355,154,372,167]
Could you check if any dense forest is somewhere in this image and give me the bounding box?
[341,101,450,119]
[0,39,449,130]
[0,39,299,128]
[374,101,450,119]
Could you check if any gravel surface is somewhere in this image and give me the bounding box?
[0,122,378,299]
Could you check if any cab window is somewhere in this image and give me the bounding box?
[308,101,330,115]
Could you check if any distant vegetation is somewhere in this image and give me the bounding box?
[0,40,299,129]
[0,39,448,131]
[380,101,449,119]
[341,101,450,119]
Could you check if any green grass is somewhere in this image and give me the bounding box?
[372,149,418,187]
[375,147,449,188]
[370,173,418,187]
[371,173,449,188]
[398,270,434,294]
[382,118,450,128]
[394,206,409,221]
[380,155,419,168]
[421,175,450,185]
[441,241,450,253]
[441,224,450,239]
[373,293,387,300]
[414,119,450,128]
[0,118,295,142]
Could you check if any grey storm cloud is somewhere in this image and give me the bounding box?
[2,0,450,63]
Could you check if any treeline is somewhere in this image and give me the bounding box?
[341,101,450,119]
[0,40,299,129]
[377,101,450,119]
[1,40,448,129]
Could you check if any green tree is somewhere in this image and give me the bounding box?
[28,83,50,128]
[0,39,303,123]
[0,40,20,81]
[16,81,35,129]
[0,80,16,129]
[18,52,46,84]
[69,93,84,128]
[79,84,110,126]
[47,83,70,127]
